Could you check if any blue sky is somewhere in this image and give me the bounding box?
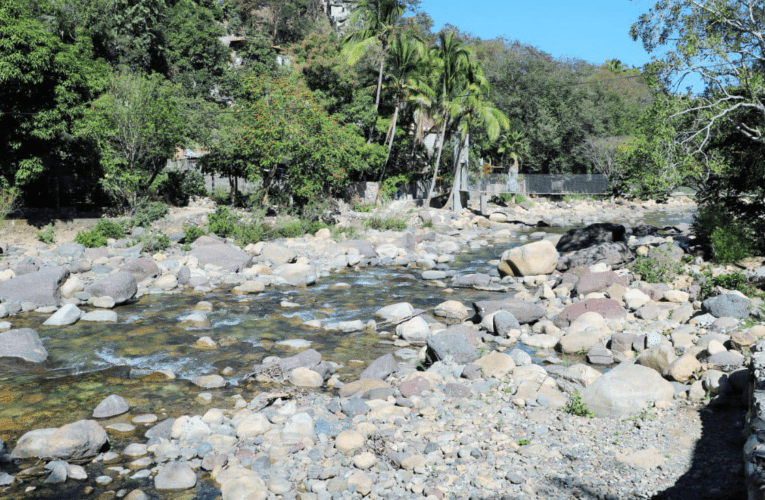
[419,0,657,69]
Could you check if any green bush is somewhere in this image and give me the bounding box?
[138,233,171,253]
[629,246,683,283]
[365,217,407,231]
[131,201,169,228]
[212,187,230,205]
[208,206,238,238]
[563,390,594,418]
[158,169,207,206]
[233,222,269,245]
[183,224,207,243]
[352,203,373,213]
[694,202,755,263]
[694,269,760,301]
[94,219,125,239]
[710,225,754,264]
[37,224,55,244]
[75,231,107,248]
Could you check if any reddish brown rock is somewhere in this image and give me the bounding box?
[554,298,626,328]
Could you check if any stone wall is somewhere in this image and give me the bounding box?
[745,340,765,499]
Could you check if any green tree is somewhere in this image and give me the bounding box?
[0,0,108,203]
[424,31,474,207]
[343,0,407,112]
[80,71,188,208]
[375,35,433,203]
[205,74,385,207]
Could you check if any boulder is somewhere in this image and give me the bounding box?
[339,240,377,259]
[574,272,628,295]
[702,294,750,319]
[0,266,69,307]
[636,344,677,373]
[120,259,160,282]
[493,311,521,336]
[273,264,318,286]
[12,420,108,460]
[581,363,675,417]
[452,274,493,288]
[395,316,431,344]
[473,298,546,325]
[556,363,602,393]
[554,299,626,328]
[375,303,414,322]
[279,349,322,372]
[190,244,253,273]
[93,395,130,418]
[359,354,398,381]
[473,352,515,379]
[85,271,137,305]
[663,354,701,383]
[498,240,559,277]
[434,300,469,320]
[556,223,627,253]
[426,327,478,364]
[557,242,633,272]
[154,462,197,490]
[0,329,48,363]
[43,304,82,326]
[259,243,297,266]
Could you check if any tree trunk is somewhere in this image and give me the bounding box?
[262,165,279,206]
[425,114,449,208]
[374,104,400,205]
[374,50,385,112]
[444,132,468,212]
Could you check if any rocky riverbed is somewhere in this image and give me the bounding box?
[0,195,757,499]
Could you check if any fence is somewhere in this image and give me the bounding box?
[467,173,610,196]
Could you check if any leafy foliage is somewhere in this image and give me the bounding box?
[74,231,108,248]
[694,268,760,301]
[365,217,407,231]
[694,203,756,263]
[629,248,683,283]
[563,390,594,418]
[37,225,55,244]
[131,201,169,228]
[157,169,207,207]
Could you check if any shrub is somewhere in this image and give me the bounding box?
[131,201,169,228]
[233,222,269,245]
[563,390,594,418]
[37,224,55,244]
[352,203,373,213]
[139,233,171,253]
[183,224,207,243]
[694,268,760,301]
[207,206,238,238]
[366,217,407,231]
[158,169,207,206]
[710,225,754,264]
[422,220,434,229]
[212,187,230,205]
[694,202,755,263]
[75,231,107,248]
[93,219,125,239]
[0,187,19,222]
[629,247,683,283]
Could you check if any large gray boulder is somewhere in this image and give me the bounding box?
[452,274,493,289]
[702,293,750,319]
[581,362,675,417]
[574,271,628,295]
[85,271,137,304]
[359,354,398,381]
[273,264,318,286]
[473,298,545,325]
[57,243,86,260]
[0,329,48,363]
[120,259,160,282]
[11,420,108,460]
[43,304,82,326]
[339,240,377,259]
[556,223,627,253]
[259,243,297,265]
[426,326,479,364]
[557,242,633,271]
[191,244,252,273]
[0,266,69,307]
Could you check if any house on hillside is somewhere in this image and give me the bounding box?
[320,0,354,32]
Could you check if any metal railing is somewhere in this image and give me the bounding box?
[468,173,610,195]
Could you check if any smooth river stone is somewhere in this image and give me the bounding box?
[93,395,130,418]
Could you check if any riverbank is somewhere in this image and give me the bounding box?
[0,194,757,499]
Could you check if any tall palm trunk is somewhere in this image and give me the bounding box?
[374,49,386,112]
[444,132,468,211]
[374,103,399,205]
[425,112,449,208]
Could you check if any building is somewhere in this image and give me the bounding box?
[320,0,354,32]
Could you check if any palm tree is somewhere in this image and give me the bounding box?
[497,130,528,171]
[374,35,433,204]
[342,0,406,112]
[443,65,509,210]
[424,31,473,208]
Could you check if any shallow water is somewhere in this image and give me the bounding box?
[0,209,693,444]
